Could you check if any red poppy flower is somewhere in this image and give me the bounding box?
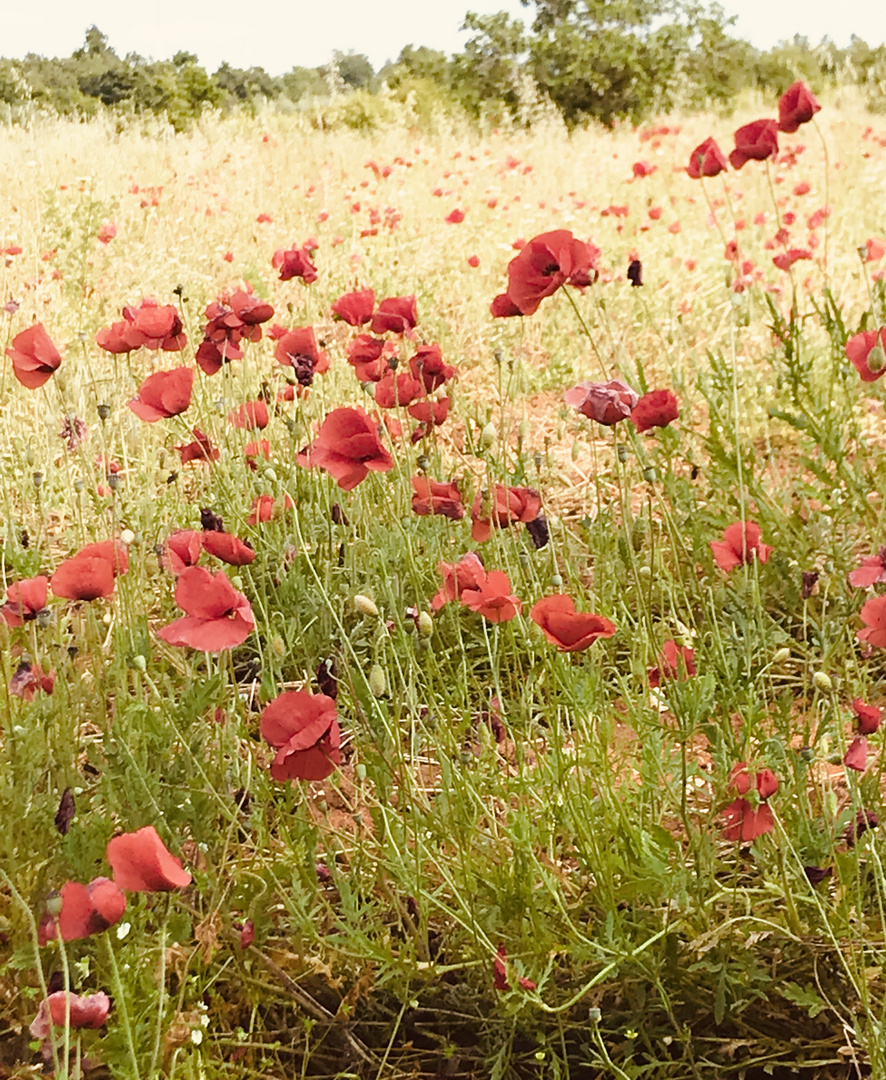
[863,237,886,262]
[374,370,425,408]
[844,735,868,773]
[686,137,729,179]
[97,221,117,243]
[647,639,697,687]
[470,485,542,542]
[332,288,375,325]
[370,295,418,335]
[300,407,393,490]
[51,540,127,601]
[272,243,318,283]
[128,367,194,422]
[162,530,203,574]
[157,566,255,651]
[411,477,465,520]
[530,594,616,651]
[721,762,778,841]
[565,379,638,425]
[6,324,63,388]
[247,494,293,525]
[460,568,522,623]
[631,389,679,432]
[106,825,192,891]
[778,80,821,133]
[201,530,256,565]
[37,878,126,945]
[260,690,341,781]
[729,120,779,170]
[858,595,886,649]
[228,400,270,430]
[492,943,536,992]
[501,229,600,316]
[407,396,450,435]
[176,428,219,465]
[1,574,49,626]
[229,290,274,326]
[96,299,186,354]
[710,521,773,572]
[853,698,881,735]
[274,326,329,386]
[772,248,812,271]
[849,546,886,588]
[432,551,486,610]
[846,329,886,382]
[409,343,456,392]
[30,992,111,1040]
[490,292,524,318]
[9,660,55,701]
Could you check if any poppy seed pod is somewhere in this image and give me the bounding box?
[369,663,387,698]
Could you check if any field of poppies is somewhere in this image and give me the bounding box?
[3,84,886,1078]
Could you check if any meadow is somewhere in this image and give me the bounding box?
[2,86,886,1078]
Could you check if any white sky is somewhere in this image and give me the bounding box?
[2,0,885,74]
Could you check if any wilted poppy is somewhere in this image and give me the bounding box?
[432,551,486,610]
[470,485,542,542]
[778,80,821,133]
[687,137,729,179]
[176,428,219,465]
[1,575,49,626]
[37,877,126,945]
[631,389,679,432]
[9,661,55,701]
[500,229,600,316]
[6,324,63,388]
[106,825,192,891]
[710,521,773,572]
[260,690,341,781]
[128,367,194,422]
[858,594,886,649]
[529,594,616,651]
[729,120,779,170]
[647,639,697,687]
[30,992,111,1039]
[461,568,522,624]
[565,379,638,425]
[332,288,374,325]
[411,477,464,520]
[845,329,886,382]
[157,566,255,651]
[300,407,393,490]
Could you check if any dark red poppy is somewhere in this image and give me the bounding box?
[176,427,220,464]
[228,400,270,430]
[300,407,393,490]
[849,547,886,588]
[858,595,886,649]
[272,243,318,283]
[229,290,274,326]
[846,329,886,382]
[347,334,389,382]
[332,288,375,325]
[710,521,773,572]
[162,530,203,574]
[30,992,111,1039]
[686,137,729,179]
[96,298,186,354]
[194,293,267,375]
[1,575,49,626]
[844,735,868,773]
[500,230,600,316]
[106,825,192,891]
[432,551,486,610]
[260,690,341,781]
[631,389,679,432]
[411,477,464,520]
[460,568,522,623]
[157,566,254,651]
[471,485,542,543]
[729,120,779,170]
[374,370,425,408]
[490,293,524,318]
[565,379,638,425]
[529,595,616,651]
[409,343,456,392]
[201,530,256,566]
[492,943,536,992]
[647,640,697,687]
[407,396,450,436]
[274,326,329,386]
[51,540,127,601]
[37,877,126,945]
[6,324,63,388]
[853,698,881,735]
[721,762,778,841]
[9,661,55,701]
[128,367,194,422]
[778,80,821,133]
[370,295,418,335]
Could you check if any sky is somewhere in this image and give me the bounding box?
[3,0,886,75]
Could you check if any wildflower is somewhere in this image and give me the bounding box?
[331,287,374,325]
[272,243,318,283]
[176,427,219,465]
[9,661,55,701]
[161,530,203,574]
[201,531,256,566]
[772,248,812,271]
[97,221,117,243]
[228,400,269,430]
[30,992,111,1040]
[849,547,886,588]
[410,343,456,392]
[862,237,886,262]
[106,825,192,891]
[6,324,62,388]
[96,298,186,354]
[347,334,388,382]
[845,808,879,847]
[710,521,773,573]
[470,485,542,543]
[778,80,821,133]
[631,389,679,432]
[247,494,293,525]
[647,640,696,687]
[431,551,486,610]
[51,540,128,601]
[845,329,886,382]
[156,566,254,651]
[299,407,393,490]
[260,690,341,781]
[370,295,418,334]
[274,326,329,386]
[489,293,524,318]
[530,595,616,651]
[411,477,465,520]
[1,575,49,626]
[128,367,194,422]
[374,371,426,408]
[60,413,89,452]
[460,568,522,624]
[686,137,729,178]
[844,735,868,773]
[37,878,126,945]
[721,762,778,841]
[857,594,886,649]
[565,379,638,425]
[729,120,779,170]
[493,943,536,992]
[498,229,600,316]
[853,698,881,735]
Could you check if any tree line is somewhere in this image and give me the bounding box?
[2,3,886,131]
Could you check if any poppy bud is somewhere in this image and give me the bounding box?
[480,422,497,449]
[551,574,563,587]
[813,671,833,693]
[45,892,63,919]
[354,595,379,617]
[418,611,434,637]
[130,654,147,671]
[369,663,386,698]
[868,344,886,374]
[271,636,285,657]
[355,762,367,781]
[772,647,791,664]
[120,528,136,546]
